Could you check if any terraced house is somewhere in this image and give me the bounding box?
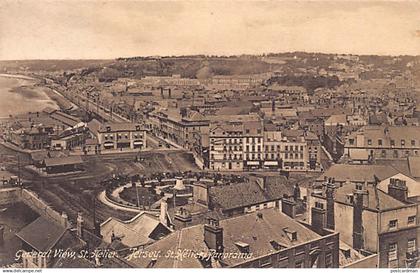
[344,126,420,162]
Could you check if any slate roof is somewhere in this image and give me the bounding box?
[333,183,406,211]
[317,164,400,183]
[100,212,171,248]
[209,176,291,211]
[16,217,67,252]
[44,155,83,167]
[128,209,321,268]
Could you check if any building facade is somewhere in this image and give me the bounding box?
[97,122,147,151]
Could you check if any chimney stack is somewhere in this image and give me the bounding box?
[204,217,223,254]
[61,212,69,228]
[352,184,368,250]
[311,205,326,232]
[160,197,168,226]
[388,178,408,203]
[76,212,84,238]
[281,198,296,219]
[94,221,101,237]
[326,179,336,230]
[174,207,192,229]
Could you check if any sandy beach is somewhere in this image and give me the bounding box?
[0,75,59,118]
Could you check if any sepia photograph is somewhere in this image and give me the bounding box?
[0,0,420,270]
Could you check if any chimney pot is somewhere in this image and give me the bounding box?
[61,212,69,228]
[204,217,223,254]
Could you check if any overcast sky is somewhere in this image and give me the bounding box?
[0,0,419,60]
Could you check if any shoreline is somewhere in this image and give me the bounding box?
[0,73,76,114]
[0,73,36,81]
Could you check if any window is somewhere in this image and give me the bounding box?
[295,260,304,268]
[381,150,386,157]
[349,139,355,145]
[259,256,272,267]
[325,251,333,268]
[391,139,395,146]
[367,139,372,145]
[408,239,416,253]
[389,220,398,230]
[401,139,405,146]
[378,139,383,146]
[408,216,416,225]
[295,245,305,255]
[388,243,397,262]
[411,140,416,146]
[315,202,324,209]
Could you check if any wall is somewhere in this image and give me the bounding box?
[379,206,417,234]
[378,227,418,268]
[0,188,65,227]
[334,202,354,247]
[362,210,379,252]
[192,183,208,205]
[0,188,21,205]
[21,189,65,227]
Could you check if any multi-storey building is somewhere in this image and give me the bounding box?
[128,209,340,268]
[281,130,309,171]
[243,118,264,170]
[209,114,263,171]
[262,125,282,170]
[344,126,420,161]
[97,122,147,151]
[149,109,209,150]
[308,175,420,268]
[209,121,244,171]
[209,119,322,171]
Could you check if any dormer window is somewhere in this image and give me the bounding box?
[346,194,354,204]
[234,241,250,253]
[315,201,324,210]
[270,240,284,251]
[283,228,298,241]
[106,126,111,132]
